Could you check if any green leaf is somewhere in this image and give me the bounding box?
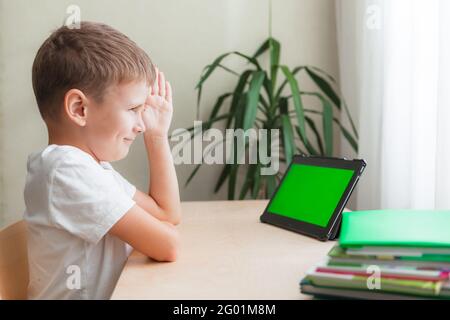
[269,38,281,93]
[296,145,308,156]
[275,66,303,100]
[217,64,239,76]
[252,38,271,60]
[305,67,341,110]
[228,164,238,200]
[308,66,338,84]
[279,98,294,164]
[303,109,358,153]
[243,71,266,131]
[259,94,270,111]
[233,51,263,70]
[252,164,262,199]
[262,71,273,109]
[342,99,359,139]
[306,66,359,139]
[185,164,202,187]
[320,96,334,156]
[214,164,232,193]
[294,125,319,156]
[234,93,247,129]
[258,104,269,118]
[239,164,258,200]
[209,93,233,123]
[281,115,295,164]
[195,53,233,118]
[196,51,263,119]
[340,123,358,153]
[195,53,232,90]
[304,116,325,155]
[280,66,307,144]
[226,70,254,128]
[239,180,251,200]
[266,175,277,199]
[196,84,202,120]
[204,135,226,154]
[297,91,333,155]
[176,114,229,137]
[195,52,261,91]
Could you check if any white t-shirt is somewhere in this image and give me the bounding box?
[23,145,137,300]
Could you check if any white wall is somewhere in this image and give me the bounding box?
[0,0,339,228]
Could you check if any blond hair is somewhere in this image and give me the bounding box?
[32,21,156,120]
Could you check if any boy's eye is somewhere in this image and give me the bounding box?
[129,106,141,112]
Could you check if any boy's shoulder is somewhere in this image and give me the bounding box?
[27,145,103,177]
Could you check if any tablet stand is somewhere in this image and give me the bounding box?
[328,215,342,241]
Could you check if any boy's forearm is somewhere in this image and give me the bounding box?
[144,134,181,224]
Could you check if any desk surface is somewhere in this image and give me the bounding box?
[111,200,337,300]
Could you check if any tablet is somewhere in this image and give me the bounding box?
[260,155,366,241]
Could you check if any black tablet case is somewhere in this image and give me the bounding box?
[261,155,366,241]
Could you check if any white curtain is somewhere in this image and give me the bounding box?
[336,0,450,210]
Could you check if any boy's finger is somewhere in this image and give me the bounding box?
[166,81,172,103]
[159,72,166,97]
[152,68,159,94]
[146,89,152,105]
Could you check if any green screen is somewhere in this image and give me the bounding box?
[268,164,355,227]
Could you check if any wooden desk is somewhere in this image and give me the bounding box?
[111,200,337,300]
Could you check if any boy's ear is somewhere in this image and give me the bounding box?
[64,89,89,127]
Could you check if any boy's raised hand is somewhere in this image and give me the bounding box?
[138,67,182,228]
[143,67,173,139]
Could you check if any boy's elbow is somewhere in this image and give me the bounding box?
[172,217,181,226]
[151,245,178,262]
[163,247,178,262]
[155,229,180,262]
[168,209,182,226]
[167,230,180,261]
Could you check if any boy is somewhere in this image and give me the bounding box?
[23,21,181,299]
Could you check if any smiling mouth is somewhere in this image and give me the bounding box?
[124,138,134,143]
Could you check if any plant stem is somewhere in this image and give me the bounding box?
[269,0,272,39]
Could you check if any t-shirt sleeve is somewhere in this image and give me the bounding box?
[48,156,136,244]
[110,169,136,198]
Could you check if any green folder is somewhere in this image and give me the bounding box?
[340,210,450,248]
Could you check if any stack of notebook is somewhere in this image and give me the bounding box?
[300,210,450,299]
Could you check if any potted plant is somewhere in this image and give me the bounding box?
[179,9,358,200]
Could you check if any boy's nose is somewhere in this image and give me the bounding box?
[134,117,146,133]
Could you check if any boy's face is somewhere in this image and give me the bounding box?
[85,80,149,162]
